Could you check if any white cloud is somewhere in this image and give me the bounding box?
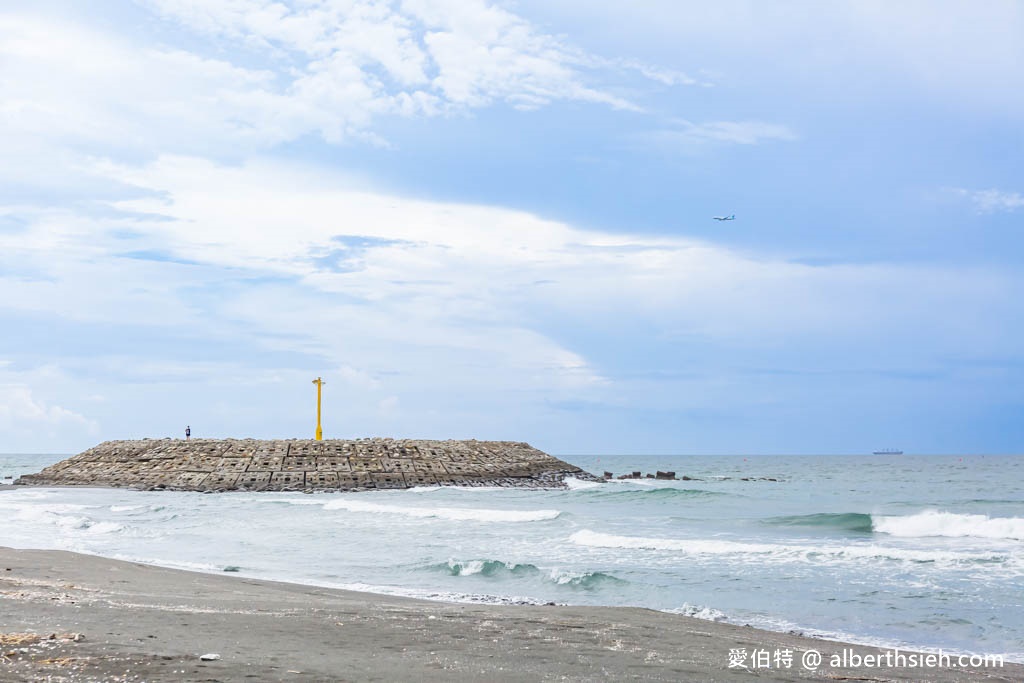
[143,0,635,111]
[0,384,99,438]
[952,188,1024,214]
[640,119,798,148]
[516,0,1024,113]
[2,155,1021,449]
[0,0,703,201]
[5,155,1018,387]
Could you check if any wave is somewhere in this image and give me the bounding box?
[112,555,233,574]
[547,568,627,589]
[666,603,729,622]
[323,499,561,522]
[80,520,126,534]
[594,487,726,501]
[563,477,603,490]
[51,515,125,534]
[0,502,96,515]
[873,510,1024,541]
[424,559,626,589]
[322,580,549,606]
[0,503,126,535]
[568,530,1013,565]
[764,512,874,533]
[431,559,541,577]
[761,510,1024,541]
[561,483,729,501]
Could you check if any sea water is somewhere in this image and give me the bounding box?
[1,453,1021,661]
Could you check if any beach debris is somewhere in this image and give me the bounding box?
[0,633,41,647]
[222,566,241,572]
[37,656,79,666]
[199,653,221,661]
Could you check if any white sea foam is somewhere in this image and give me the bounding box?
[83,521,125,534]
[321,580,548,606]
[112,555,230,574]
[666,603,729,622]
[0,501,95,515]
[323,499,561,522]
[448,559,487,575]
[563,477,604,490]
[249,497,324,506]
[110,504,148,512]
[873,510,1024,541]
[570,529,778,554]
[568,530,1013,565]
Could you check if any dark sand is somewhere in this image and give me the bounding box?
[1,547,1018,682]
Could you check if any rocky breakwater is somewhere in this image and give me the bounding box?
[15,438,600,493]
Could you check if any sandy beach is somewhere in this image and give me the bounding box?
[0,547,1017,682]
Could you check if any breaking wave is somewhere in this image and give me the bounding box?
[431,559,541,577]
[873,510,1024,541]
[666,603,729,622]
[323,499,561,522]
[568,530,1013,565]
[424,559,627,589]
[761,510,1024,541]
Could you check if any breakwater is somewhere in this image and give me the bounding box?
[15,438,598,492]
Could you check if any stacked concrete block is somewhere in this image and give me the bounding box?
[15,438,600,492]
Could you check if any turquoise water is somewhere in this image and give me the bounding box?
[1,453,1022,661]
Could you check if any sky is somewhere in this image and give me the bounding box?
[1,0,1022,455]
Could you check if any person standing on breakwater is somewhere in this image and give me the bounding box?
[185,425,191,441]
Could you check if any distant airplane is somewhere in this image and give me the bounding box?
[713,214,735,221]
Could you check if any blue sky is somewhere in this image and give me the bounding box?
[1,0,1022,454]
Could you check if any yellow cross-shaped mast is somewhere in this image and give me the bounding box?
[312,376,325,440]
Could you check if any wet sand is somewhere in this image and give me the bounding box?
[1,547,1018,682]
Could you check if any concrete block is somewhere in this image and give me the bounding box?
[288,441,319,457]
[316,457,351,472]
[336,473,374,490]
[306,471,338,488]
[172,472,210,488]
[371,472,406,489]
[203,472,240,489]
[214,458,250,472]
[270,471,305,490]
[250,456,283,471]
[401,473,437,487]
[237,471,272,490]
[178,455,222,472]
[348,458,378,473]
[281,456,316,471]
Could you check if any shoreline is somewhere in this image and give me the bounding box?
[2,547,1019,682]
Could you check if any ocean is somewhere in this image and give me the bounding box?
[2,452,1021,662]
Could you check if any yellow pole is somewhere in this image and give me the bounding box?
[312,377,325,440]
